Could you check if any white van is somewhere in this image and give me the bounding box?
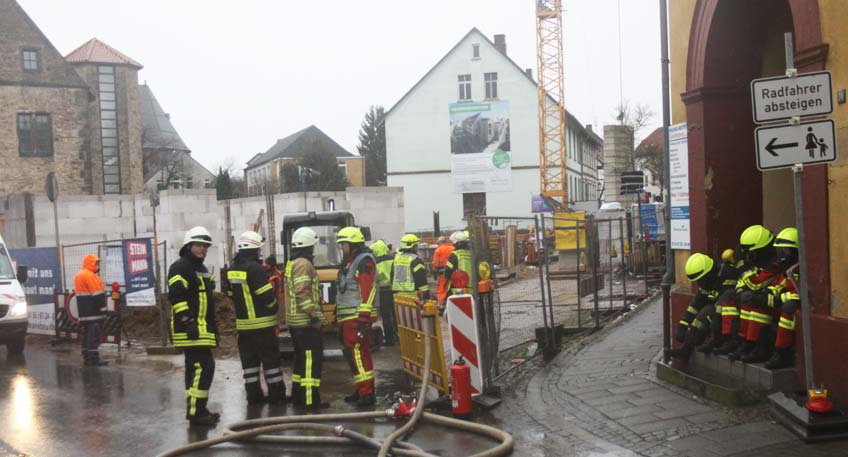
[0,233,28,355]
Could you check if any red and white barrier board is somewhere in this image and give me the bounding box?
[446,294,483,395]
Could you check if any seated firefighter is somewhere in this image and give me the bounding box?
[666,251,738,363]
[764,227,800,369]
[726,225,786,363]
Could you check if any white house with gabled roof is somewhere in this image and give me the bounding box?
[385,28,602,232]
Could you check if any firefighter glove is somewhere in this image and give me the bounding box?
[674,323,688,343]
[179,314,199,340]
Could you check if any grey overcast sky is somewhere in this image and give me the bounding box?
[18,0,662,173]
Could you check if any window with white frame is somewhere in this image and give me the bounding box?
[458,74,472,101]
[484,72,498,99]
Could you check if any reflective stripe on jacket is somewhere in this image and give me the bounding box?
[168,256,218,348]
[445,249,472,293]
[392,252,427,296]
[74,254,106,321]
[285,257,327,328]
[227,253,278,331]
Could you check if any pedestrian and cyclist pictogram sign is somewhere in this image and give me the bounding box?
[755,119,836,170]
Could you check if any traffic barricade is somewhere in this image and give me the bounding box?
[394,295,450,394]
[55,291,122,346]
[446,294,485,395]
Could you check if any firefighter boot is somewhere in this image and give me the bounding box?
[714,336,741,355]
[355,394,376,407]
[267,382,287,405]
[764,348,794,370]
[186,399,220,426]
[741,326,774,364]
[696,333,722,354]
[727,340,754,361]
[245,382,266,405]
[664,329,701,363]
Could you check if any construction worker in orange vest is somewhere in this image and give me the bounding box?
[74,254,108,366]
[431,236,455,309]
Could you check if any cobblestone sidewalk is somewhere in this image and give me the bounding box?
[493,295,848,456]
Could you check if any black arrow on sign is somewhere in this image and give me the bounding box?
[765,138,798,157]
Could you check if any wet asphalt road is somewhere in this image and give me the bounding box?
[0,338,499,457]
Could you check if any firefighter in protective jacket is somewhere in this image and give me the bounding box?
[168,226,220,426]
[74,254,108,366]
[336,226,378,407]
[227,231,285,404]
[444,231,472,295]
[286,227,330,410]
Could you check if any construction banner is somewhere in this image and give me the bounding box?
[122,238,155,306]
[554,211,586,251]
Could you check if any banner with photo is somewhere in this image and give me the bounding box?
[449,101,512,193]
[8,247,61,335]
[122,238,156,307]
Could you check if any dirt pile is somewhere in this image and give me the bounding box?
[119,292,240,358]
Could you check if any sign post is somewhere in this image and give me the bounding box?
[753,33,837,395]
[45,173,62,291]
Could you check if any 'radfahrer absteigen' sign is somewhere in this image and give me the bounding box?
[750,71,832,123]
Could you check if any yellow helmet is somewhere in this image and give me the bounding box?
[774,227,798,249]
[336,226,365,244]
[400,233,420,250]
[684,253,714,282]
[739,225,774,251]
[721,249,735,263]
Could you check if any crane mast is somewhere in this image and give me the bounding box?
[535,0,568,208]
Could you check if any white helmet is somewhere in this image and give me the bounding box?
[450,231,468,243]
[291,227,319,248]
[237,231,264,251]
[183,226,213,247]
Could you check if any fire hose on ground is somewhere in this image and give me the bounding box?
[156,303,514,457]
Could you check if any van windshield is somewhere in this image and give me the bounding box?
[0,244,15,280]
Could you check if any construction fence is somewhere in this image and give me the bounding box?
[60,238,169,295]
[467,211,664,386]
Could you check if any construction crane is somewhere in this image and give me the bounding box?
[535,0,568,211]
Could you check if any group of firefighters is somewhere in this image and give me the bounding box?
[72,224,475,425]
[667,224,802,371]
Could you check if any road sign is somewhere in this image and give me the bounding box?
[755,119,836,170]
[751,71,832,123]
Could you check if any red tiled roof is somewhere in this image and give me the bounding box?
[65,38,142,69]
[637,127,664,151]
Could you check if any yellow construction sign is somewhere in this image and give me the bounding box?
[554,211,586,251]
[394,295,451,394]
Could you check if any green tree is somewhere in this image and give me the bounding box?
[300,148,348,191]
[279,161,301,193]
[357,105,386,186]
[215,166,233,200]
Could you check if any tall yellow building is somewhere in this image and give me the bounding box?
[670,0,848,403]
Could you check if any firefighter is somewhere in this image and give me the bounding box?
[392,233,430,303]
[695,248,742,353]
[765,227,799,369]
[227,231,284,404]
[371,239,398,346]
[431,236,455,309]
[74,254,108,366]
[168,226,220,426]
[665,252,736,362]
[336,226,378,407]
[712,244,750,354]
[724,225,786,362]
[444,231,472,296]
[286,227,330,410]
